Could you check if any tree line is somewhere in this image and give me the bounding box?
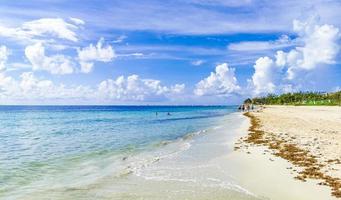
[244,91,341,106]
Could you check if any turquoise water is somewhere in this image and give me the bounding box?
[0,106,236,198]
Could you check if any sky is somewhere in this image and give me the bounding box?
[0,0,340,105]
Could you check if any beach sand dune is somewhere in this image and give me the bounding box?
[239,106,341,198]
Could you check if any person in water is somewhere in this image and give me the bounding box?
[167,112,171,116]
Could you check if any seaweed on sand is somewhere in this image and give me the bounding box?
[240,112,341,198]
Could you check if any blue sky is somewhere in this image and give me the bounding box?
[0,0,340,105]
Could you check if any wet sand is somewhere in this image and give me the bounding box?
[236,105,341,198]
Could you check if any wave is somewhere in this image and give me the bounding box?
[118,141,192,178]
[115,126,216,180]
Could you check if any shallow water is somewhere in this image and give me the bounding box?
[0,106,260,199]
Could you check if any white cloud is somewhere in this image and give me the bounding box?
[116,52,144,58]
[17,72,93,100]
[127,53,144,57]
[25,42,74,74]
[0,72,92,101]
[274,50,286,67]
[0,18,85,75]
[113,35,127,43]
[291,20,340,69]
[251,56,283,95]
[2,0,341,36]
[0,18,81,42]
[0,45,10,71]
[0,73,17,96]
[98,75,185,101]
[21,18,79,42]
[171,84,185,93]
[0,72,186,103]
[283,20,340,80]
[19,72,55,96]
[79,62,93,74]
[69,17,85,25]
[78,38,115,62]
[78,38,116,73]
[228,35,293,51]
[66,0,341,36]
[7,62,31,70]
[194,63,240,96]
[250,19,340,95]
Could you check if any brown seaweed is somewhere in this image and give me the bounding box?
[238,111,341,198]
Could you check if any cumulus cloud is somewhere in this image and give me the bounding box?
[18,72,92,99]
[274,50,287,67]
[194,63,240,96]
[1,18,116,75]
[0,45,10,71]
[98,75,185,101]
[0,71,187,102]
[249,19,340,95]
[0,18,82,42]
[251,56,283,94]
[0,72,185,103]
[171,84,186,94]
[0,73,17,96]
[0,72,92,101]
[285,20,340,77]
[77,38,116,73]
[0,18,89,74]
[25,42,75,74]
[78,38,115,62]
[19,72,60,97]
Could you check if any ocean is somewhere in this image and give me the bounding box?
[0,106,260,200]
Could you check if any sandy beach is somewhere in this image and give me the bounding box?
[237,105,341,198]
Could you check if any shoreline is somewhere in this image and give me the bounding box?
[10,112,260,200]
[5,108,339,200]
[235,106,341,198]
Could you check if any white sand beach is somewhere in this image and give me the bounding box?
[252,106,341,179]
[237,105,341,199]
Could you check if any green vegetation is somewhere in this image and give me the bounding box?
[249,91,341,106]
